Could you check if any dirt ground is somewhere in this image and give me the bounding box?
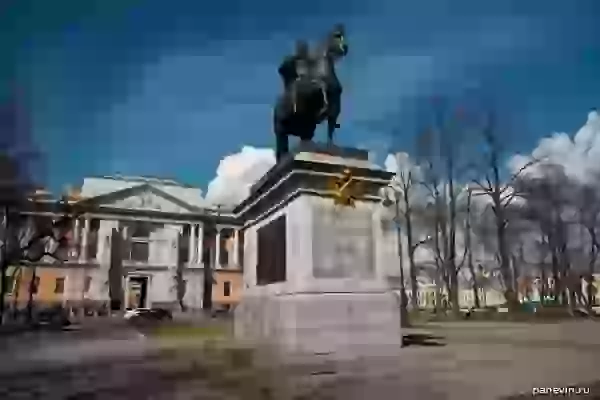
[2,319,600,399]
[393,320,600,399]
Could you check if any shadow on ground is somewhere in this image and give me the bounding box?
[402,333,446,347]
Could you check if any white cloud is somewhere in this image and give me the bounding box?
[204,146,276,207]
[384,152,414,173]
[508,110,600,183]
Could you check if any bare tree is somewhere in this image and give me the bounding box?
[516,164,577,309]
[416,156,450,314]
[468,111,540,311]
[1,195,80,323]
[415,101,473,316]
[464,188,481,308]
[380,185,410,326]
[574,182,600,310]
[386,153,421,311]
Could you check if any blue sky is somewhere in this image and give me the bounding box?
[2,0,600,194]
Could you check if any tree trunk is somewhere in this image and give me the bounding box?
[0,258,6,325]
[495,206,518,311]
[586,274,595,311]
[559,244,571,307]
[448,267,460,315]
[202,235,213,313]
[395,200,409,327]
[540,267,547,306]
[468,265,480,309]
[404,189,419,311]
[26,267,37,323]
[175,233,187,312]
[510,254,520,301]
[586,254,597,310]
[447,183,460,316]
[109,229,124,312]
[586,228,598,310]
[0,205,9,325]
[12,268,21,319]
[465,191,480,309]
[432,229,443,314]
[550,248,560,304]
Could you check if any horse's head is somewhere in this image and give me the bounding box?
[327,23,349,60]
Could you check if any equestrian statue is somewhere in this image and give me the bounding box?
[273,24,349,161]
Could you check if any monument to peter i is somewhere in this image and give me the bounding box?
[233,25,402,360]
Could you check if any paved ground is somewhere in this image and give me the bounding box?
[0,319,599,399]
[396,321,600,399]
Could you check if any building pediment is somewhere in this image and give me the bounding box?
[77,184,201,214]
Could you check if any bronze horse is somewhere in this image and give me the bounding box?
[273,24,349,161]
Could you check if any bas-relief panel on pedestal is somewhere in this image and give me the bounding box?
[256,214,287,285]
[312,200,374,279]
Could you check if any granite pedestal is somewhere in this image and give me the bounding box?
[233,143,402,360]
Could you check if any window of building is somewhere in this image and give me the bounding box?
[237,230,245,270]
[219,229,230,267]
[84,276,92,293]
[130,221,162,238]
[131,242,149,262]
[122,221,161,263]
[4,274,14,295]
[87,219,100,259]
[178,244,189,263]
[54,277,65,294]
[178,224,190,263]
[223,281,231,297]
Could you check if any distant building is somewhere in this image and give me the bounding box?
[5,175,243,313]
[11,175,596,314]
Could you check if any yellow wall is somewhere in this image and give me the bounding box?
[212,269,243,306]
[3,266,244,309]
[5,266,67,308]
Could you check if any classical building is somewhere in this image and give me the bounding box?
[6,175,244,312]
[9,174,597,314]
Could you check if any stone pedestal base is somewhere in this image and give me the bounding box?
[233,143,402,361]
[235,289,402,360]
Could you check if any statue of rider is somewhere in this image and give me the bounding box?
[277,40,314,114]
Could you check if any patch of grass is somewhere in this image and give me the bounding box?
[155,343,294,399]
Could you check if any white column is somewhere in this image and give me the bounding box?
[80,217,90,261]
[124,276,130,310]
[71,219,81,258]
[232,229,239,267]
[121,225,128,257]
[214,228,221,269]
[188,223,195,264]
[196,224,203,265]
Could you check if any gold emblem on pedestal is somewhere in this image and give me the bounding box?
[328,168,364,207]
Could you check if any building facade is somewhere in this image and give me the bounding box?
[6,176,244,313]
[9,175,598,314]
